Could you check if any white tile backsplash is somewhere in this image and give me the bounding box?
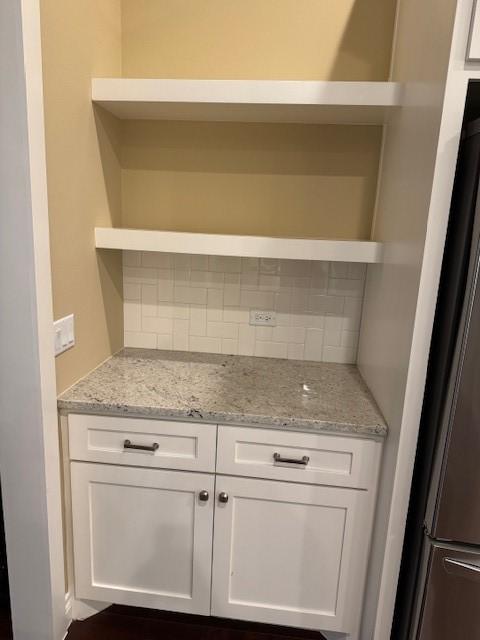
[304,328,325,361]
[238,324,255,356]
[221,338,238,355]
[287,343,305,360]
[189,305,207,336]
[142,316,173,334]
[124,301,142,331]
[124,330,156,349]
[122,251,366,363]
[190,335,222,353]
[124,283,141,301]
[173,318,189,350]
[174,286,207,305]
[141,284,157,317]
[254,341,288,359]
[156,334,173,350]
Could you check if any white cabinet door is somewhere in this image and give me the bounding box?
[211,475,374,635]
[71,462,214,614]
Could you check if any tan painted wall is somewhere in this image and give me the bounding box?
[121,0,397,81]
[40,0,397,393]
[119,1,393,239]
[121,121,382,239]
[40,0,124,393]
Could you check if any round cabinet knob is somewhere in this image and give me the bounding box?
[199,490,209,502]
[218,492,229,504]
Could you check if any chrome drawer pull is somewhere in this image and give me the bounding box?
[273,452,310,466]
[444,557,480,582]
[123,439,159,453]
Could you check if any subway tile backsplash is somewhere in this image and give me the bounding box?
[122,251,366,363]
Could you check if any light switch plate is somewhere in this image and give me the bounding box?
[249,310,277,326]
[54,314,75,356]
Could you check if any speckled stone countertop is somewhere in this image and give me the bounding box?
[58,348,387,438]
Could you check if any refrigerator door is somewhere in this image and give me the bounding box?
[430,230,480,544]
[416,542,480,640]
[393,120,480,640]
[426,120,480,545]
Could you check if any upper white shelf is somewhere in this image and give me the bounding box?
[95,228,383,263]
[92,79,402,125]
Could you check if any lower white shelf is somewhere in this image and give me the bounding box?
[95,228,383,263]
[91,79,402,125]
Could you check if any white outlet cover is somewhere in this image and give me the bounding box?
[249,310,277,326]
[54,314,75,356]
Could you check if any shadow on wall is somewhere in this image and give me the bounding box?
[97,250,123,354]
[328,0,397,81]
[94,106,124,355]
[94,106,122,225]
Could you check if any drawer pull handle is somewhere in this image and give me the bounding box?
[199,490,209,502]
[123,439,159,453]
[218,492,229,504]
[273,452,310,466]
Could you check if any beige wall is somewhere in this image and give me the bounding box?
[120,1,393,239]
[40,0,124,393]
[121,121,382,239]
[121,0,397,81]
[40,0,397,392]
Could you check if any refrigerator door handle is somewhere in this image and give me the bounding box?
[444,556,480,582]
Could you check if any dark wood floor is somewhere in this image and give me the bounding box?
[66,607,327,640]
[0,606,12,640]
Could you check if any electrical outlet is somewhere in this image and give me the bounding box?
[54,314,75,356]
[249,310,277,326]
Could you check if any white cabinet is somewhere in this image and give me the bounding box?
[211,475,374,635]
[67,415,381,636]
[70,462,214,614]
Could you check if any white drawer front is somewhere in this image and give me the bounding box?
[68,414,217,472]
[217,426,382,489]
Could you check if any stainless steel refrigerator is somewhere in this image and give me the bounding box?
[393,112,480,639]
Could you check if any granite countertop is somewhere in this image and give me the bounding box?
[58,348,387,438]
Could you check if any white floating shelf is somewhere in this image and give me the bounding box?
[95,228,383,263]
[92,79,402,125]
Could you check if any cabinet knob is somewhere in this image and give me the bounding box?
[199,490,209,502]
[218,492,229,504]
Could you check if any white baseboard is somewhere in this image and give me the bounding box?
[63,592,351,640]
[71,598,111,621]
[61,592,73,640]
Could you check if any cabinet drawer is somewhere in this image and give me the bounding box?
[68,414,217,472]
[216,426,382,489]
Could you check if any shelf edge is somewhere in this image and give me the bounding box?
[95,228,383,263]
[92,78,403,107]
